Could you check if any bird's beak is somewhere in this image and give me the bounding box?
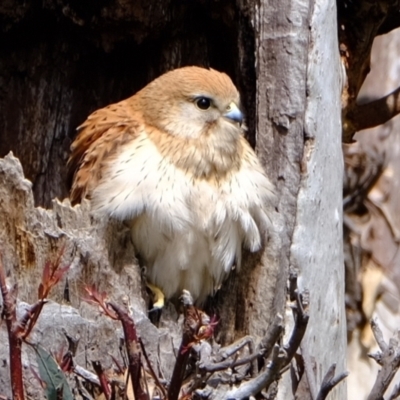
[224,102,243,125]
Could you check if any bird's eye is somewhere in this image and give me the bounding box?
[195,97,211,110]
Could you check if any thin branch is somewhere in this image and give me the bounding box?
[20,300,48,339]
[315,364,348,400]
[139,337,167,397]
[367,321,400,400]
[226,287,309,398]
[224,344,282,398]
[168,291,197,400]
[23,248,69,340]
[199,313,284,379]
[74,365,101,386]
[283,290,309,364]
[92,361,111,400]
[346,85,400,135]
[371,318,388,353]
[257,314,284,359]
[389,383,400,400]
[218,336,254,360]
[0,253,24,400]
[200,351,259,373]
[107,302,148,400]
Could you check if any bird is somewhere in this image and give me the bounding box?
[68,66,275,306]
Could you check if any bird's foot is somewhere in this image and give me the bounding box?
[147,282,165,311]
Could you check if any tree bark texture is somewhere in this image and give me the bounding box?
[0,1,346,398]
[251,1,347,399]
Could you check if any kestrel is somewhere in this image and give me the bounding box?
[68,66,274,305]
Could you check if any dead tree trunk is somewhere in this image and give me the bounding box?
[0,1,347,399]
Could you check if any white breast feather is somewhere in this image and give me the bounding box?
[91,131,274,302]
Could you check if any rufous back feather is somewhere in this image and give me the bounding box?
[68,102,139,204]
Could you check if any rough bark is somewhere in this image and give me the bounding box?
[250,1,346,399]
[0,153,183,399]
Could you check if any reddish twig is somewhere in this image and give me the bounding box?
[92,361,112,400]
[0,254,25,400]
[168,322,193,400]
[168,291,214,400]
[107,302,148,400]
[23,248,69,339]
[83,286,118,320]
[109,353,125,375]
[0,248,69,400]
[139,337,167,397]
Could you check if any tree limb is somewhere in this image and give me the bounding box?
[315,363,348,400]
[367,320,400,400]
[345,86,400,137]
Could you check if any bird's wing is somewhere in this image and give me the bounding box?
[68,102,139,204]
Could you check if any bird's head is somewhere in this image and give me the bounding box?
[136,66,244,140]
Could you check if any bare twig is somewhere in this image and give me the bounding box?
[315,363,348,400]
[24,248,69,339]
[226,285,309,398]
[74,365,101,386]
[218,335,254,360]
[139,337,167,397]
[92,361,111,400]
[0,248,70,400]
[200,351,258,373]
[224,344,282,398]
[367,321,400,400]
[283,291,309,365]
[345,85,400,136]
[257,314,284,358]
[389,383,400,400]
[371,318,388,353]
[168,291,198,400]
[199,313,284,381]
[20,300,48,339]
[107,302,148,400]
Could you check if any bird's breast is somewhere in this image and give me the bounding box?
[90,129,273,301]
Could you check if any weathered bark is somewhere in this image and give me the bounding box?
[0,0,347,398]
[251,1,346,399]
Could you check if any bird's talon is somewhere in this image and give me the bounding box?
[147,283,165,310]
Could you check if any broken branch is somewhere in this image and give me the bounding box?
[367,321,400,400]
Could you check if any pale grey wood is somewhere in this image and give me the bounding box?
[286,1,347,399]
[252,0,347,398]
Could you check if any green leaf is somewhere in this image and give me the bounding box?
[34,345,74,400]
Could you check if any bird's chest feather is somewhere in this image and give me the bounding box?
[92,132,263,231]
[91,132,272,300]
